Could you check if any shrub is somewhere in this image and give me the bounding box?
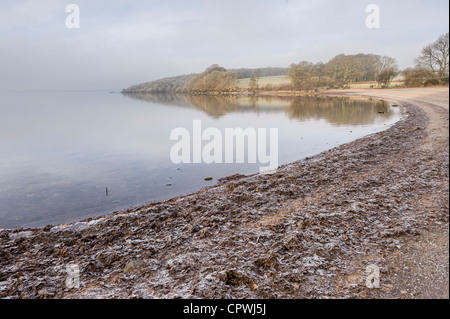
[424,78,440,86]
[403,68,436,87]
[376,67,398,88]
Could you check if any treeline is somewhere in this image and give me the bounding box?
[288,54,399,91]
[122,54,401,94]
[402,32,449,87]
[288,31,449,91]
[122,67,286,94]
[229,67,287,79]
[122,32,448,94]
[188,65,237,93]
[121,74,195,94]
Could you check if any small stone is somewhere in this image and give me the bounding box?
[204,177,213,181]
[123,259,145,273]
[409,126,421,132]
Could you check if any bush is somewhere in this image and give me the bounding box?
[274,83,293,91]
[403,68,436,87]
[424,78,440,86]
[376,67,398,88]
[440,77,449,85]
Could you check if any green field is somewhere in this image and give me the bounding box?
[237,75,291,89]
[237,75,404,90]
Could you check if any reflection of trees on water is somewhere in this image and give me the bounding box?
[188,95,239,117]
[123,93,289,118]
[123,93,192,108]
[187,95,292,118]
[286,96,393,126]
[122,93,394,125]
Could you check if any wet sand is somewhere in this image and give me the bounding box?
[0,87,448,299]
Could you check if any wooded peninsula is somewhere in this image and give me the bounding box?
[122,33,449,95]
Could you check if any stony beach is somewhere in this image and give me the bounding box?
[0,87,448,299]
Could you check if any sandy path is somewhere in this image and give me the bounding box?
[324,87,449,299]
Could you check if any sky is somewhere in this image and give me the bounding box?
[0,0,448,91]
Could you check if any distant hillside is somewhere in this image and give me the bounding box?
[121,74,196,93]
[121,67,287,93]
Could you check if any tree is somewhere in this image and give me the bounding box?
[188,65,237,93]
[415,33,449,78]
[324,54,396,86]
[373,55,399,88]
[325,54,357,85]
[249,69,261,93]
[288,61,320,91]
[376,56,397,73]
[376,67,398,88]
[402,68,436,87]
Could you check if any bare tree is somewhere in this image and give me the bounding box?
[376,56,398,73]
[402,68,436,87]
[374,55,399,88]
[189,65,237,93]
[415,33,449,78]
[376,67,398,88]
[288,61,319,91]
[249,69,261,93]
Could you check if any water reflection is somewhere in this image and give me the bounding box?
[0,92,401,229]
[286,95,393,125]
[124,93,393,124]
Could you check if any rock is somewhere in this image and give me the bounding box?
[254,254,279,270]
[204,177,213,181]
[219,270,252,287]
[123,259,145,273]
[408,126,421,132]
[97,252,121,266]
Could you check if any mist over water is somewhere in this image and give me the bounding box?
[0,92,402,229]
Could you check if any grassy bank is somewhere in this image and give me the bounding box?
[237,75,405,91]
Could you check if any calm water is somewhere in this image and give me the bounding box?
[0,92,402,229]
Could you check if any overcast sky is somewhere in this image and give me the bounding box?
[0,0,448,91]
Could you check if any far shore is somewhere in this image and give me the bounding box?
[122,84,449,97]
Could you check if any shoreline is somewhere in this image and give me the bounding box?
[122,85,449,97]
[0,87,448,299]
